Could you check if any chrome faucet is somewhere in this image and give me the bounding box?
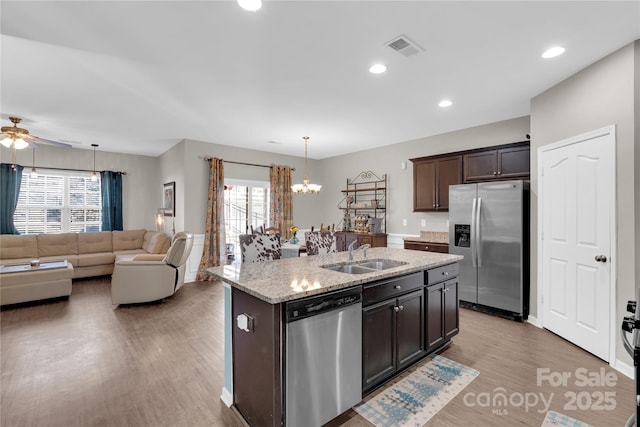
[348,242,371,261]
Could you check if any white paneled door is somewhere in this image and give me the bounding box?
[539,126,615,361]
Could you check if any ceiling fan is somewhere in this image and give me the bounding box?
[1,117,72,150]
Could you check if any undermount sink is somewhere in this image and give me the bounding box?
[322,259,408,274]
[324,264,376,274]
[358,260,407,270]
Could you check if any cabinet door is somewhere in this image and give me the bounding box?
[435,156,462,210]
[358,235,373,247]
[443,279,459,341]
[396,290,426,369]
[344,233,358,250]
[497,146,530,179]
[363,299,396,391]
[425,283,444,352]
[463,150,498,182]
[413,160,436,211]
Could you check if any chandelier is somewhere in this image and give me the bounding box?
[291,136,321,194]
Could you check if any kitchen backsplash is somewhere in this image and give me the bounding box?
[419,231,449,243]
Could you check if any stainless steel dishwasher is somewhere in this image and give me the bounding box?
[284,286,363,427]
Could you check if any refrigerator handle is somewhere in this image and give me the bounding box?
[476,197,482,267]
[471,198,477,267]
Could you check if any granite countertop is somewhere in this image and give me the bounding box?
[207,247,462,304]
[403,231,449,244]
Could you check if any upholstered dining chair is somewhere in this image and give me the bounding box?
[111,231,194,305]
[239,234,282,263]
[305,231,337,256]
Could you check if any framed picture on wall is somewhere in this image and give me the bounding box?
[163,181,175,217]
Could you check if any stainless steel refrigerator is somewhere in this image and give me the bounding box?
[448,180,529,320]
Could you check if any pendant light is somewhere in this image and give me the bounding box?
[91,143,98,181]
[30,145,38,178]
[291,136,321,194]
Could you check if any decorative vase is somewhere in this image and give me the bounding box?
[289,235,299,244]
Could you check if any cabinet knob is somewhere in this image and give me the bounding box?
[398,305,404,311]
[493,171,497,175]
[432,203,436,207]
[436,204,440,208]
[425,246,429,250]
[394,306,400,312]
[497,171,502,175]
[442,271,449,276]
[394,285,402,290]
[444,288,448,293]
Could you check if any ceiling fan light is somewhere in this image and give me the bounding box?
[0,137,13,148]
[13,138,29,150]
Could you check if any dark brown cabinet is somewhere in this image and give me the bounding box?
[404,240,448,253]
[362,272,425,392]
[425,265,459,353]
[363,289,425,392]
[411,155,461,211]
[463,144,530,182]
[335,232,387,252]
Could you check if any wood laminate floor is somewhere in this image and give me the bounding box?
[1,278,634,427]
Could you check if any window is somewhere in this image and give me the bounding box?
[14,170,102,234]
[224,179,270,261]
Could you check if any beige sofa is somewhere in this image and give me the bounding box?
[0,229,170,279]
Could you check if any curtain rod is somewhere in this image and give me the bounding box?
[203,157,295,171]
[26,165,127,175]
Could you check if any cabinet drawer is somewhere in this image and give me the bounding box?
[363,272,423,306]
[404,241,448,253]
[426,263,459,285]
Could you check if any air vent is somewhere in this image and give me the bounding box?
[386,34,424,57]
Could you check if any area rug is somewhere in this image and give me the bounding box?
[354,355,479,427]
[541,411,593,427]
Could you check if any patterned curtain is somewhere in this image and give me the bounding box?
[100,171,124,231]
[0,163,24,235]
[197,157,226,281]
[269,165,293,238]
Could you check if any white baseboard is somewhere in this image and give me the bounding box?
[185,234,205,283]
[220,387,233,407]
[611,358,634,380]
[526,315,542,328]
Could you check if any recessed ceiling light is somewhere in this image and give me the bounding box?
[369,64,387,74]
[541,46,565,59]
[237,0,262,12]
[438,100,453,108]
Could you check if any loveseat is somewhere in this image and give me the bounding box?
[0,229,170,279]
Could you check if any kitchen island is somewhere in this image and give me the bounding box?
[208,247,462,427]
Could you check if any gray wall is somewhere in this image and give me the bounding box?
[0,144,159,230]
[316,116,531,235]
[530,41,638,363]
[162,139,325,234]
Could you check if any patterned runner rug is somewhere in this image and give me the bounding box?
[541,411,593,427]
[354,355,479,427]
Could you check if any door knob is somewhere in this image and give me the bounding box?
[595,255,608,263]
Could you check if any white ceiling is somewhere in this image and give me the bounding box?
[1,1,639,159]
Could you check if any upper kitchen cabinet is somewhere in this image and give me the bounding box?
[411,155,462,212]
[463,142,530,182]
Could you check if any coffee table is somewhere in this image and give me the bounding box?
[0,260,74,306]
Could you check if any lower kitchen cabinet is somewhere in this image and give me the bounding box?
[363,288,425,392]
[404,239,449,253]
[426,278,459,352]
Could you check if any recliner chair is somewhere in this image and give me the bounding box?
[111,232,194,305]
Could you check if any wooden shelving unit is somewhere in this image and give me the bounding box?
[338,171,387,234]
